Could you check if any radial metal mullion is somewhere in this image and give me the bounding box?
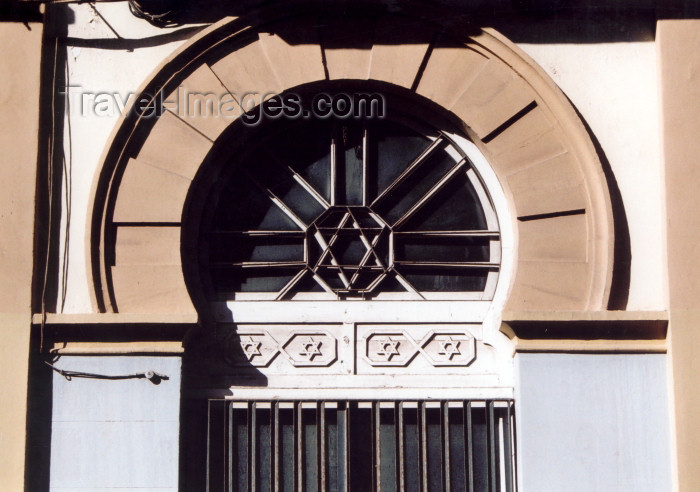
[265,151,331,210]
[362,125,368,206]
[487,401,497,492]
[371,136,445,207]
[392,261,499,268]
[465,401,474,492]
[391,268,425,300]
[241,169,308,230]
[443,402,450,492]
[392,230,500,237]
[392,159,467,230]
[331,128,337,206]
[275,268,309,300]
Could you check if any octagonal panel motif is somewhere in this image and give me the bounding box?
[225,330,280,367]
[281,331,338,367]
[363,331,419,367]
[419,331,476,367]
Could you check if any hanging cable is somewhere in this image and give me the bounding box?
[45,361,169,384]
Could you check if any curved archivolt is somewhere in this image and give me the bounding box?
[89,7,614,314]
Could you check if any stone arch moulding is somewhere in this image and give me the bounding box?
[87,6,616,315]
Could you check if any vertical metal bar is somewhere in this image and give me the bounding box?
[394,402,401,492]
[206,401,212,492]
[296,402,303,492]
[503,402,514,492]
[339,401,348,492]
[227,402,233,492]
[362,125,368,206]
[250,402,257,492]
[443,402,450,492]
[465,401,474,492]
[420,401,428,492]
[374,401,381,491]
[398,402,406,492]
[331,127,337,205]
[273,402,280,492]
[487,401,497,492]
[319,402,326,492]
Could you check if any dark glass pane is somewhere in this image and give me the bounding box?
[302,407,318,492]
[375,273,409,293]
[213,174,300,231]
[325,407,339,492]
[448,407,467,492]
[399,267,489,292]
[375,146,456,226]
[402,405,420,492]
[256,406,272,492]
[211,267,302,292]
[208,234,304,264]
[399,172,488,231]
[425,406,443,492]
[336,123,364,206]
[230,407,249,492]
[271,120,333,202]
[368,121,431,202]
[349,404,373,491]
[279,406,295,492]
[380,406,398,492]
[394,236,491,263]
[471,405,489,492]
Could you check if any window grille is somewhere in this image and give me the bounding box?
[200,117,500,301]
[206,399,516,491]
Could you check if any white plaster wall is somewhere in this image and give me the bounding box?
[57,3,190,313]
[518,41,666,310]
[49,356,181,491]
[516,353,672,491]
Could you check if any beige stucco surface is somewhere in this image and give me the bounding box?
[0,21,43,492]
[659,19,700,491]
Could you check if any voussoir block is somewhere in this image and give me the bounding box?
[518,214,588,263]
[450,58,536,140]
[211,37,283,100]
[506,260,591,311]
[259,28,326,90]
[114,226,181,266]
[506,152,587,218]
[111,265,195,314]
[113,158,191,223]
[369,17,433,88]
[322,17,376,80]
[137,110,213,180]
[415,44,489,109]
[163,64,237,142]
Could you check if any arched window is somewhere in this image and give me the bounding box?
[199,113,501,302]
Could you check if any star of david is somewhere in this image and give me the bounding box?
[240,336,262,360]
[375,337,401,360]
[437,337,461,360]
[298,337,323,360]
[309,207,390,295]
